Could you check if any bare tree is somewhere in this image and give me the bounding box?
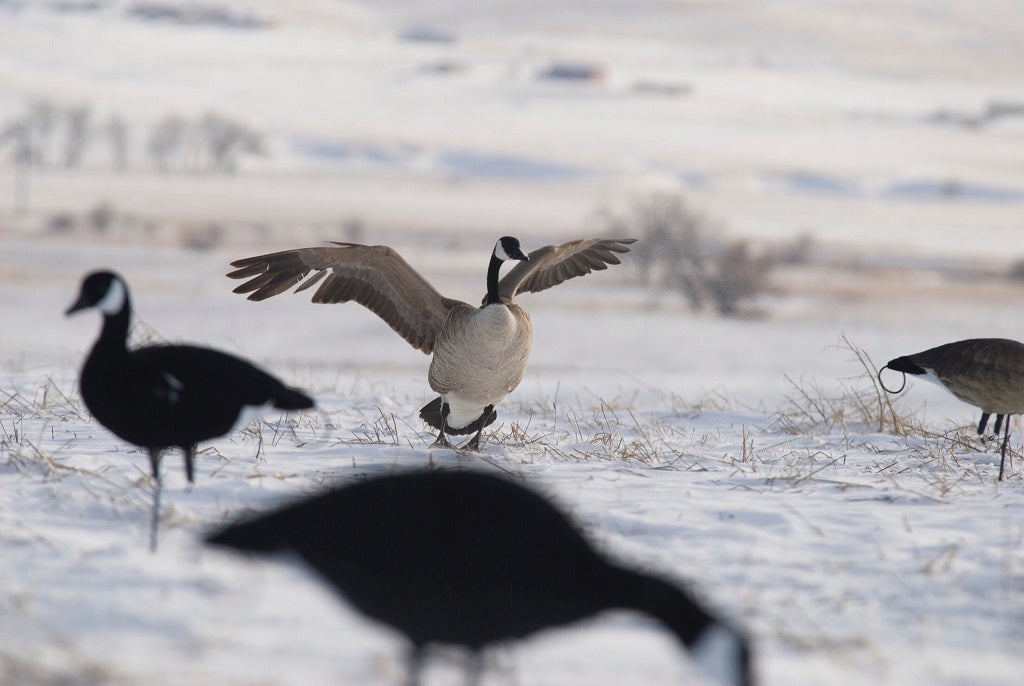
[63,105,92,168]
[706,241,774,316]
[1,119,34,218]
[148,114,185,172]
[603,192,775,316]
[148,112,263,173]
[27,99,57,166]
[199,112,263,173]
[107,114,129,171]
[2,101,265,176]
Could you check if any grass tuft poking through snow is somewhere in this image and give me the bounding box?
[773,336,916,438]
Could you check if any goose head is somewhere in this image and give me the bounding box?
[66,270,129,318]
[494,236,529,263]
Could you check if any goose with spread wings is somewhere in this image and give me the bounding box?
[227,236,635,449]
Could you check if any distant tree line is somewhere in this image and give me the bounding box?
[127,2,269,29]
[0,98,264,174]
[147,112,264,174]
[35,1,270,30]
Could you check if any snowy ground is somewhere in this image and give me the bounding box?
[3,234,1023,686]
[2,1,1024,685]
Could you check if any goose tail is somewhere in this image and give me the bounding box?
[419,397,496,435]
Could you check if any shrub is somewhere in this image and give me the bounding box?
[602,192,775,315]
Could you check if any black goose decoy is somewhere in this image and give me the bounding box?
[226,236,635,450]
[206,470,753,686]
[66,270,315,549]
[883,338,1024,480]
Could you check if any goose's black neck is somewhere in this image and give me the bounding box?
[605,565,714,647]
[98,299,131,354]
[484,252,503,306]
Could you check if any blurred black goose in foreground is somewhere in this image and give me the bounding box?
[206,469,753,686]
[883,337,1024,480]
[67,270,314,550]
[227,236,634,450]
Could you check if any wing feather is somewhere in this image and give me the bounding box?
[498,238,635,299]
[227,243,460,354]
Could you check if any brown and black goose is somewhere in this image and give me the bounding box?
[227,236,635,449]
[884,337,1024,480]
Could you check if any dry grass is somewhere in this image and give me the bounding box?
[492,395,746,470]
[6,346,1014,499]
[1,378,88,478]
[343,406,404,446]
[0,650,124,686]
[768,335,1019,485]
[772,335,916,437]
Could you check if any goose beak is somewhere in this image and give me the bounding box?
[510,246,529,262]
[65,296,89,316]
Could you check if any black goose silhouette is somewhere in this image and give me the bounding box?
[67,270,314,549]
[206,469,753,686]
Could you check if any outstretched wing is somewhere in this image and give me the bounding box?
[227,243,462,354]
[497,238,636,301]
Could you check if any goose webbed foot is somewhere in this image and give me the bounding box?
[431,433,479,452]
[428,400,455,449]
[431,434,454,449]
[460,435,482,452]
[459,405,494,453]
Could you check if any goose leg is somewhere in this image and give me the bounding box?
[431,402,453,449]
[462,405,494,452]
[147,448,163,552]
[978,412,992,435]
[183,444,196,484]
[465,650,484,686]
[993,414,1005,438]
[998,416,1011,481]
[405,645,425,686]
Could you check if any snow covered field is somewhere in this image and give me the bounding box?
[2,1,1024,685]
[5,233,1024,686]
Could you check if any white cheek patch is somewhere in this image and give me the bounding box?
[491,241,520,264]
[690,623,745,686]
[494,239,515,261]
[96,278,127,316]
